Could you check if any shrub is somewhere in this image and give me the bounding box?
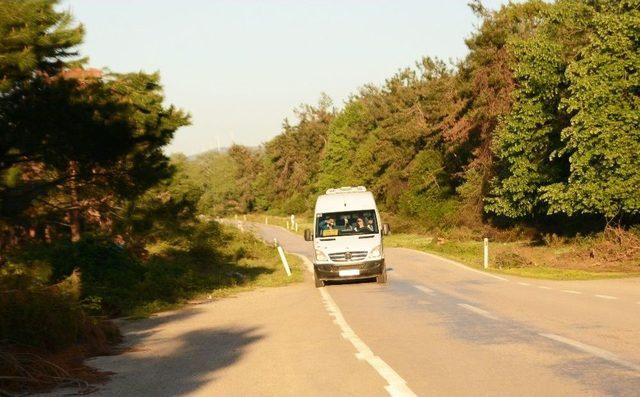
[494,251,533,269]
[15,236,145,315]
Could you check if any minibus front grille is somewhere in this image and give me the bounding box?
[329,251,368,262]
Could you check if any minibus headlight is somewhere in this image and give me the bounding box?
[315,250,329,261]
[369,245,382,258]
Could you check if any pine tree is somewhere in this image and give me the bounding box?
[0,0,84,93]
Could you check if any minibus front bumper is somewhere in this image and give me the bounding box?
[314,259,385,281]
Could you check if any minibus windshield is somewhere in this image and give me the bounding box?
[315,210,378,237]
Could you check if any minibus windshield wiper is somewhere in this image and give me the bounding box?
[358,235,374,239]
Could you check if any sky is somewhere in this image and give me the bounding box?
[63,0,509,156]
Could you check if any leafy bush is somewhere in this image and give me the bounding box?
[16,236,145,315]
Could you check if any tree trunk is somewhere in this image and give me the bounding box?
[68,160,81,242]
[69,209,81,242]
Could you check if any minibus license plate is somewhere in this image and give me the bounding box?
[339,269,360,277]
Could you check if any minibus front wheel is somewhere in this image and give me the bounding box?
[376,267,387,284]
[314,270,325,288]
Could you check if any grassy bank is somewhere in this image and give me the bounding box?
[385,233,640,280]
[135,223,304,317]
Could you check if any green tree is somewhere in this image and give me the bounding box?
[193,151,242,215]
[256,94,334,212]
[0,0,84,93]
[228,144,262,212]
[487,0,595,219]
[542,0,640,220]
[445,0,548,218]
[1,71,189,242]
[315,101,370,192]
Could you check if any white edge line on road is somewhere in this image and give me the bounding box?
[540,333,640,372]
[538,286,552,290]
[594,294,618,300]
[457,303,499,320]
[404,249,509,282]
[518,282,531,286]
[561,290,582,295]
[293,254,417,397]
[414,285,435,295]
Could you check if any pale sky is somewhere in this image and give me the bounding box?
[63,0,509,155]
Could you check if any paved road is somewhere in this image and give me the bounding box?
[251,223,640,397]
[44,223,640,396]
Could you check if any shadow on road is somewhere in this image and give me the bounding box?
[324,278,377,286]
[91,321,264,396]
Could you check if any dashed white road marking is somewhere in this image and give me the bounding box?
[458,303,499,320]
[518,282,531,286]
[540,333,640,372]
[293,254,417,397]
[414,285,435,295]
[538,286,552,290]
[594,294,618,300]
[561,290,582,295]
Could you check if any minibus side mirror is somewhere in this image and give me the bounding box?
[304,229,313,241]
[382,223,390,236]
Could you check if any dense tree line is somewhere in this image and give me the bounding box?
[195,0,639,233]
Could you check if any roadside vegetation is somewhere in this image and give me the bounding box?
[231,214,640,280]
[1,0,638,393]
[192,0,640,278]
[0,1,300,394]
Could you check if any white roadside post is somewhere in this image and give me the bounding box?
[286,220,290,230]
[483,238,489,269]
[265,216,268,225]
[243,214,247,221]
[295,222,299,232]
[274,238,292,276]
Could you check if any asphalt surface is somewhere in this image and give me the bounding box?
[41,223,640,396]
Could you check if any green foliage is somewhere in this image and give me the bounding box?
[195,151,244,215]
[543,1,640,218]
[489,0,640,224]
[398,149,459,226]
[257,94,334,209]
[0,72,190,242]
[487,37,568,218]
[0,0,84,92]
[445,0,548,211]
[315,101,369,192]
[15,237,145,315]
[192,0,640,233]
